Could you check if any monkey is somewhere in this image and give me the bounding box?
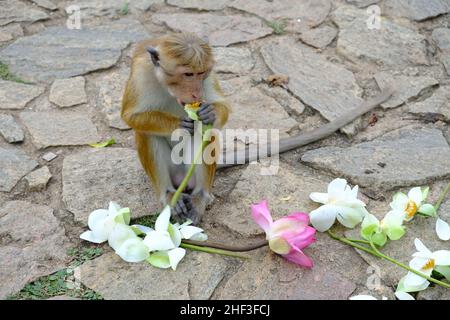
[122,32,394,229]
[121,32,230,225]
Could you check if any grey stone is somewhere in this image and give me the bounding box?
[49,77,87,108]
[0,80,44,110]
[0,24,23,38]
[417,286,450,300]
[258,84,305,116]
[301,127,450,190]
[346,0,379,8]
[215,234,364,299]
[62,0,163,18]
[0,31,13,43]
[25,166,52,191]
[168,0,231,10]
[152,13,272,47]
[299,25,338,49]
[76,251,230,299]
[214,162,332,237]
[213,47,255,74]
[96,69,130,130]
[0,20,149,83]
[62,148,159,224]
[374,72,438,109]
[0,0,49,26]
[20,112,100,149]
[0,201,70,298]
[230,0,331,30]
[42,152,57,162]
[432,28,450,76]
[31,0,57,10]
[0,114,24,143]
[408,86,450,122]
[0,147,38,192]
[261,40,363,134]
[384,0,450,21]
[220,77,298,150]
[333,6,428,69]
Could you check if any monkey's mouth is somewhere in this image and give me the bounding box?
[176,98,186,106]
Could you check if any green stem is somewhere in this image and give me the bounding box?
[170,135,210,208]
[346,238,371,245]
[327,230,382,258]
[368,238,450,289]
[435,181,450,212]
[180,243,249,259]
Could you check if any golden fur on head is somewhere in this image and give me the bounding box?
[159,33,213,72]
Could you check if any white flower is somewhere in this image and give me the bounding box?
[436,218,450,241]
[397,238,450,293]
[394,292,415,300]
[115,237,149,263]
[80,202,130,243]
[309,178,368,232]
[142,205,207,270]
[390,187,436,222]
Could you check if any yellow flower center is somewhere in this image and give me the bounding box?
[422,259,435,270]
[405,200,418,218]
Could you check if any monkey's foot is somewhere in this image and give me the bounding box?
[173,193,199,225]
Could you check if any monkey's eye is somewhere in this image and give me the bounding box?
[184,73,194,77]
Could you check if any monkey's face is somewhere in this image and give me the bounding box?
[163,66,210,105]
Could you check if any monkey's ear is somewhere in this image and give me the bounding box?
[146,47,160,66]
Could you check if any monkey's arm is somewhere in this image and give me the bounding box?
[218,86,394,168]
[122,110,180,136]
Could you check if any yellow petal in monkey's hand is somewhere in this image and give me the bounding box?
[184,102,201,121]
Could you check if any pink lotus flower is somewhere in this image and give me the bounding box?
[251,200,316,268]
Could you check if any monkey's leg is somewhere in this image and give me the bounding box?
[135,133,176,204]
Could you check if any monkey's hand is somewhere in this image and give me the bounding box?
[198,103,216,125]
[180,116,195,135]
[173,193,199,224]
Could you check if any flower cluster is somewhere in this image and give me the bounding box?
[80,202,207,270]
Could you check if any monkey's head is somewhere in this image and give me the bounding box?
[147,33,214,105]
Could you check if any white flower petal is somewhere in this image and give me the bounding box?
[189,233,208,241]
[168,223,182,247]
[309,192,328,204]
[108,201,121,216]
[436,218,450,241]
[335,206,366,229]
[87,209,109,232]
[404,271,430,288]
[397,275,430,293]
[143,230,175,251]
[408,187,423,206]
[116,238,149,262]
[327,178,347,198]
[435,266,450,282]
[168,247,186,270]
[309,205,338,232]
[433,250,450,266]
[395,291,415,300]
[414,238,432,255]
[131,224,154,235]
[349,295,378,300]
[155,205,171,232]
[80,230,107,243]
[147,251,171,269]
[179,225,205,239]
[390,192,408,211]
[108,224,137,252]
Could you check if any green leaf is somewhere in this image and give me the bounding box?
[89,138,116,148]
[385,225,405,241]
[371,232,387,247]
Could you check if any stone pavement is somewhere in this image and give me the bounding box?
[0,0,449,300]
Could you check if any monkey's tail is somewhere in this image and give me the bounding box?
[218,86,395,168]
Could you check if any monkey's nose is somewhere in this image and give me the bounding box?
[192,93,201,101]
